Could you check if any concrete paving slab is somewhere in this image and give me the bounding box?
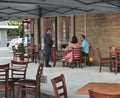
[40,63,120,98]
[0,57,120,98]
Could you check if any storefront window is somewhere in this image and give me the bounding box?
[57,16,71,50]
[41,16,72,51]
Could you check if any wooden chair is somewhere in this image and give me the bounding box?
[51,74,68,98]
[0,63,10,98]
[115,48,120,74]
[51,46,64,67]
[17,63,43,98]
[96,48,112,72]
[89,89,120,98]
[42,46,66,67]
[10,60,28,98]
[109,46,116,71]
[82,46,92,66]
[70,47,82,68]
[109,46,116,59]
[27,45,38,63]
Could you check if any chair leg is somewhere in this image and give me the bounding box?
[35,87,40,98]
[99,63,102,72]
[53,60,56,67]
[88,62,92,67]
[84,59,87,66]
[115,64,118,74]
[12,84,15,98]
[17,84,21,98]
[35,57,37,63]
[38,87,40,98]
[21,86,26,98]
[109,62,113,72]
[80,62,83,68]
[62,61,65,67]
[70,62,74,68]
[17,85,26,98]
[113,60,115,72]
[28,57,29,62]
[6,86,10,98]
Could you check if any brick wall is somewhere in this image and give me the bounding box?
[34,13,120,65]
[75,13,120,65]
[34,19,38,45]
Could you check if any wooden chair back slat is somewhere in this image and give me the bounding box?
[96,48,112,72]
[11,60,28,79]
[71,47,82,68]
[17,63,43,98]
[0,63,10,98]
[51,74,68,98]
[115,48,120,74]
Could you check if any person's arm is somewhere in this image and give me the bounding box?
[44,35,53,47]
[81,40,85,48]
[62,44,72,51]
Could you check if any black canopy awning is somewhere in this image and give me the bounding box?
[0,0,120,20]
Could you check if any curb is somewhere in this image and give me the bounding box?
[0,47,10,51]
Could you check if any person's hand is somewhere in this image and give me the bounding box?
[62,48,66,51]
[62,48,65,51]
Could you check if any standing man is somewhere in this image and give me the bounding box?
[80,35,89,56]
[44,28,53,67]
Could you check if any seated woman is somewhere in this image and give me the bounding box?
[62,36,81,63]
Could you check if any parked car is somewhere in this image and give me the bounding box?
[8,37,31,50]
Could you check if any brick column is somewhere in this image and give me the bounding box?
[41,17,47,49]
[57,16,63,50]
[33,19,38,45]
[65,16,71,41]
[41,17,47,36]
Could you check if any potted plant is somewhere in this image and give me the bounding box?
[16,43,25,61]
[17,43,25,53]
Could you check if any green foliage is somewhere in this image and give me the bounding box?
[7,19,23,36]
[17,43,25,53]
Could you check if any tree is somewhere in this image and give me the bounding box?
[7,19,23,36]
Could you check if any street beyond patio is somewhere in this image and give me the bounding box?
[0,53,120,98]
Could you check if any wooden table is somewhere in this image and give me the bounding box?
[75,82,120,95]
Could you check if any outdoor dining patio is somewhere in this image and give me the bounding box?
[1,55,120,98]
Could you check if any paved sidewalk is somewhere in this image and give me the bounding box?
[0,57,120,98]
[41,64,120,98]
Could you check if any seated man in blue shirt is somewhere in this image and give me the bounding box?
[80,35,89,56]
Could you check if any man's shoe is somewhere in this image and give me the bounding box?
[48,64,52,67]
[46,64,51,67]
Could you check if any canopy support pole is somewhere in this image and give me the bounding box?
[38,7,41,64]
